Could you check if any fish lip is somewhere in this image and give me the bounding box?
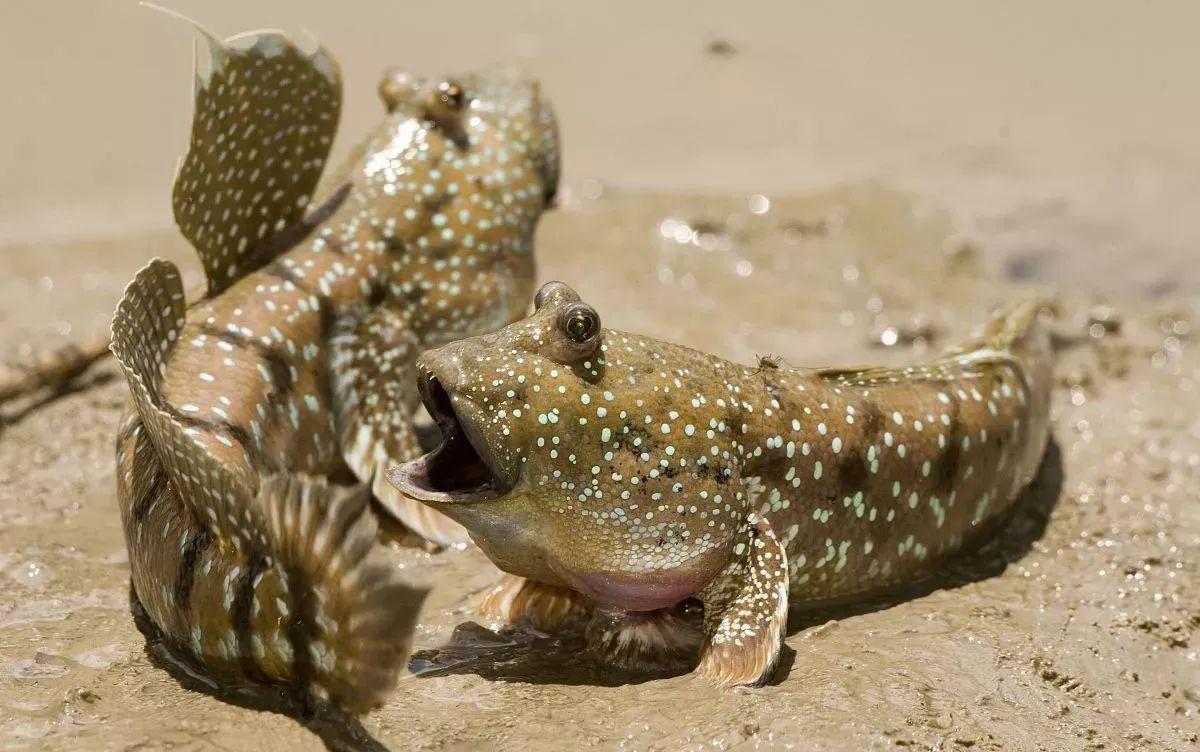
[387,367,514,504]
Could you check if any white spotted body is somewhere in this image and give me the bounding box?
[111,21,558,712]
[721,337,1051,603]
[389,283,1053,687]
[165,77,555,510]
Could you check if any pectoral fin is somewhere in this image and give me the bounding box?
[479,573,590,632]
[330,307,468,546]
[696,513,789,688]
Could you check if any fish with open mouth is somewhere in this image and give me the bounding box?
[388,282,1053,686]
[110,18,558,711]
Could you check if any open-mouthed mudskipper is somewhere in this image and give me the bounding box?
[389,282,1052,686]
[110,18,558,711]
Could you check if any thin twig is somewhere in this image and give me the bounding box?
[0,335,111,405]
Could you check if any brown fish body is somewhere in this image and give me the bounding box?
[390,283,1053,687]
[731,319,1052,604]
[111,22,557,711]
[160,101,544,482]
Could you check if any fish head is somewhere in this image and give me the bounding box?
[388,282,747,611]
[459,72,560,205]
[378,67,559,206]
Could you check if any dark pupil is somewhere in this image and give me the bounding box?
[565,311,595,342]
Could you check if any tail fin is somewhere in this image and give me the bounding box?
[160,9,343,296]
[971,300,1048,354]
[113,259,425,711]
[953,300,1055,482]
[954,301,1054,394]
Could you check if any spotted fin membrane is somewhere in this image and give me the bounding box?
[330,308,469,546]
[172,22,341,295]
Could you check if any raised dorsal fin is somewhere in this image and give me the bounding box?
[166,14,342,296]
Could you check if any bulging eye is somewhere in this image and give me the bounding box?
[534,281,561,310]
[558,303,601,345]
[436,80,466,110]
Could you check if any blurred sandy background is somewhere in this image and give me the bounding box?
[3,1,1198,296]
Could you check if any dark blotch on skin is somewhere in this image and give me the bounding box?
[285,566,316,692]
[692,463,733,484]
[233,556,272,683]
[197,323,300,426]
[164,400,265,467]
[132,453,168,523]
[836,451,871,494]
[175,528,213,612]
[263,262,317,296]
[613,424,654,456]
[857,399,884,442]
[934,391,963,494]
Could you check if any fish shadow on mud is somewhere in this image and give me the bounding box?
[415,437,1065,689]
[129,591,390,752]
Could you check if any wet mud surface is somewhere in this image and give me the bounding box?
[1,185,1198,750]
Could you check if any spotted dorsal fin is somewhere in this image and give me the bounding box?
[168,16,342,296]
[814,303,1042,387]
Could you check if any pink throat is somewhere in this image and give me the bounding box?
[574,571,706,611]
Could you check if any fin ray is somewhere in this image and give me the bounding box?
[256,474,427,710]
[696,513,789,688]
[330,308,469,546]
[480,573,591,632]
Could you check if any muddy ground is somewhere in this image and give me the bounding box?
[1,183,1198,751]
[3,2,1200,749]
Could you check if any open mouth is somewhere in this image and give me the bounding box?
[387,369,511,503]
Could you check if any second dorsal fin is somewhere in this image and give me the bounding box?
[166,13,343,296]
